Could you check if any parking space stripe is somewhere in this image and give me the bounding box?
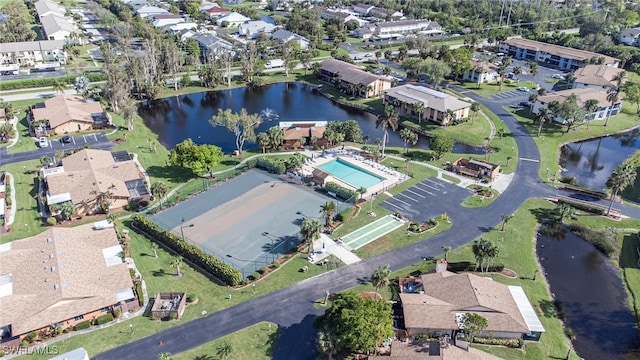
[425,178,446,188]
[382,200,404,211]
[390,196,412,206]
[397,193,419,203]
[417,182,439,191]
[405,189,425,198]
[412,185,435,196]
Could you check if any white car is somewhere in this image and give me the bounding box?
[516,87,530,92]
[552,74,565,80]
[38,137,49,148]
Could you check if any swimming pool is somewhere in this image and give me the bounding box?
[317,158,384,189]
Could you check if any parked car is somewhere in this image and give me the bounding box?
[519,101,532,107]
[61,135,72,143]
[552,74,565,80]
[38,137,49,148]
[516,87,530,92]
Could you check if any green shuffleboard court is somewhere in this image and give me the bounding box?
[340,215,405,250]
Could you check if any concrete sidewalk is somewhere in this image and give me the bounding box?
[311,234,361,265]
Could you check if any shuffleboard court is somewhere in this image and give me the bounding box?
[341,215,404,250]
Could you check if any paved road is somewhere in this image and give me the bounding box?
[0,132,113,166]
[94,89,640,359]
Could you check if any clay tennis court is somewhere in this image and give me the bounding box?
[149,170,333,276]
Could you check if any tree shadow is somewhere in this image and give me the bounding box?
[220,159,240,166]
[271,314,319,360]
[528,207,556,225]
[151,268,169,277]
[619,233,639,269]
[146,165,194,184]
[476,226,492,233]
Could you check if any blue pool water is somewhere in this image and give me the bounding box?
[318,159,383,189]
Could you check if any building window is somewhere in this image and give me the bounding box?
[74,315,84,321]
[100,307,109,313]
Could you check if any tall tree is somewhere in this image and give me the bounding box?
[74,76,90,98]
[316,329,338,360]
[280,41,296,78]
[60,201,77,221]
[448,47,473,80]
[313,293,394,355]
[500,214,514,231]
[623,82,640,114]
[413,101,425,124]
[555,203,575,224]
[441,245,451,261]
[604,71,627,126]
[320,201,337,227]
[151,181,168,208]
[460,313,488,342]
[171,256,184,277]
[470,102,480,124]
[536,107,550,137]
[300,218,323,254]
[168,138,224,176]
[472,238,499,273]
[0,1,36,42]
[370,264,391,293]
[257,132,270,153]
[419,58,451,89]
[120,98,136,131]
[376,105,399,157]
[399,128,418,154]
[606,163,637,216]
[429,134,454,159]
[210,109,262,154]
[558,93,585,133]
[266,125,284,150]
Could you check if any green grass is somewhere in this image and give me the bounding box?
[172,322,278,360]
[457,80,538,98]
[461,186,500,208]
[401,114,491,146]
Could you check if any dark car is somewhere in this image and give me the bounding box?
[61,135,72,143]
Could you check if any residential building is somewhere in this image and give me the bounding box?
[238,20,277,39]
[202,6,230,20]
[452,158,500,181]
[532,88,622,124]
[463,59,498,84]
[34,0,65,18]
[279,121,327,149]
[319,58,392,98]
[399,269,545,340]
[165,22,199,35]
[40,13,77,41]
[0,223,136,344]
[383,84,471,126]
[151,14,186,28]
[270,29,310,49]
[30,95,111,136]
[0,40,67,66]
[321,9,360,23]
[192,33,234,60]
[352,3,374,16]
[572,64,626,90]
[620,27,640,47]
[135,5,170,19]
[43,149,149,215]
[216,12,250,27]
[369,7,403,19]
[355,19,442,39]
[499,38,620,71]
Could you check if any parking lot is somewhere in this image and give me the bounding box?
[380,178,473,222]
[38,132,108,150]
[491,89,531,101]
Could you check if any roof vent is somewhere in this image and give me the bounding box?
[54,284,59,290]
[51,266,56,272]
[49,253,54,259]
[46,238,52,243]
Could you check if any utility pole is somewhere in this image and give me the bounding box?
[506,0,514,28]
[499,0,506,27]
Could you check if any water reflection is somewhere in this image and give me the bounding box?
[559,129,640,190]
[537,226,639,359]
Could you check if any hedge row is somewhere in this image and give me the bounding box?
[256,157,286,175]
[557,198,605,215]
[0,73,106,91]
[132,215,242,286]
[446,261,505,273]
[324,182,357,201]
[95,313,114,325]
[473,337,523,348]
[568,223,616,257]
[74,321,91,331]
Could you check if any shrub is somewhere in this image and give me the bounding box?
[131,215,242,286]
[113,309,122,318]
[336,207,353,222]
[0,73,106,91]
[255,157,286,174]
[95,313,114,325]
[568,223,616,256]
[324,182,357,201]
[25,331,37,343]
[21,340,29,347]
[559,176,577,185]
[74,321,91,331]
[5,197,11,207]
[473,337,522,348]
[46,217,57,226]
[0,349,5,357]
[557,198,605,215]
[134,282,144,307]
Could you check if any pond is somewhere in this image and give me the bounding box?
[138,82,483,154]
[559,128,640,191]
[537,226,639,359]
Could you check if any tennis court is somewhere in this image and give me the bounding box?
[340,215,404,250]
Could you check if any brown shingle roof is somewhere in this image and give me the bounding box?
[31,95,105,129]
[502,38,619,64]
[574,64,625,87]
[321,58,386,86]
[46,149,142,206]
[0,224,133,336]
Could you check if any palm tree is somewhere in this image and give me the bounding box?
[441,245,451,261]
[151,242,159,258]
[606,163,637,216]
[444,109,455,126]
[158,352,172,360]
[216,341,234,360]
[528,94,538,116]
[357,186,367,200]
[257,132,270,153]
[151,181,168,209]
[472,238,499,273]
[60,201,77,221]
[470,102,480,124]
[320,201,337,227]
[604,72,627,127]
[171,256,184,277]
[536,107,550,137]
[52,80,66,94]
[370,264,391,293]
[584,98,599,129]
[512,65,522,82]
[413,101,425,123]
[300,218,323,254]
[555,203,575,224]
[399,128,418,154]
[500,214,514,231]
[376,105,399,157]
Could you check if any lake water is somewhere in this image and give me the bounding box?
[537,227,639,359]
[138,82,483,154]
[559,128,640,191]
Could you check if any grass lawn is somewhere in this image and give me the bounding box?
[457,80,538,98]
[461,186,500,208]
[401,114,491,146]
[0,160,47,243]
[172,322,278,360]
[507,101,640,183]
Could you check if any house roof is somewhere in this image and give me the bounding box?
[282,125,326,140]
[502,38,619,64]
[35,0,65,16]
[574,64,625,87]
[400,271,541,334]
[193,33,233,50]
[41,13,75,36]
[621,27,640,38]
[218,12,250,23]
[384,85,471,112]
[368,340,503,360]
[470,59,498,73]
[537,88,615,108]
[204,7,229,14]
[239,20,276,34]
[271,29,309,44]
[0,223,134,336]
[31,94,105,129]
[376,19,436,29]
[46,149,143,207]
[321,58,386,86]
[0,40,66,54]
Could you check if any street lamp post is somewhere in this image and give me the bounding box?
[261,232,276,262]
[180,217,194,242]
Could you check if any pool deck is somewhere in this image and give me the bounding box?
[300,149,407,197]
